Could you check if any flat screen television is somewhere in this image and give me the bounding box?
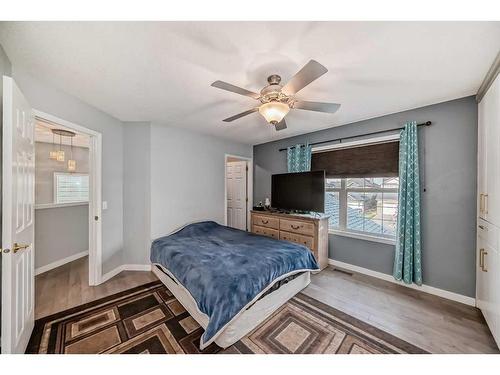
[271,170,325,213]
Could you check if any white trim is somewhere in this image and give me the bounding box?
[329,229,396,245]
[35,251,88,276]
[328,259,476,306]
[224,154,253,231]
[34,110,103,286]
[35,202,88,210]
[100,264,152,284]
[123,264,152,272]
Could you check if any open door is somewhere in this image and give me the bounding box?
[1,76,35,353]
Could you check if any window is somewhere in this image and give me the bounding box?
[54,172,89,204]
[325,177,399,239]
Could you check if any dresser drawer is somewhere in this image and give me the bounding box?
[279,231,315,250]
[252,215,279,229]
[252,225,279,239]
[279,219,315,236]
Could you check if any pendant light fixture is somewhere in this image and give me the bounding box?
[51,129,76,164]
[49,132,58,160]
[56,132,65,162]
[67,135,76,172]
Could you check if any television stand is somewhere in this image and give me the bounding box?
[250,210,329,270]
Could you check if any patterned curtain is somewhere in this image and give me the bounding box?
[393,121,422,285]
[287,143,312,172]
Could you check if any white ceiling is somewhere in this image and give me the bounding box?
[1,22,499,145]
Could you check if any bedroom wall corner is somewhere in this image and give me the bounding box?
[149,124,253,241]
[123,121,151,266]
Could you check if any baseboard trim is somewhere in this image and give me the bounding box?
[100,264,152,283]
[35,250,88,276]
[328,259,476,307]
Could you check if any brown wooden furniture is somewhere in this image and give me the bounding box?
[250,210,329,270]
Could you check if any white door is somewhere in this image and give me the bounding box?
[226,161,247,231]
[1,76,35,354]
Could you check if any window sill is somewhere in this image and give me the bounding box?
[35,202,89,210]
[329,229,396,245]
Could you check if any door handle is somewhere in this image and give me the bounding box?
[483,251,488,272]
[479,248,484,268]
[484,194,488,214]
[13,242,29,253]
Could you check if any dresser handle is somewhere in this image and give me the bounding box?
[262,220,269,224]
[291,224,300,230]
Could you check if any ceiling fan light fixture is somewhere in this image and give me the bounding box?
[258,102,289,125]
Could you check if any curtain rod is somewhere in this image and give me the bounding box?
[278,121,432,152]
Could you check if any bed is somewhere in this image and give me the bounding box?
[150,221,319,349]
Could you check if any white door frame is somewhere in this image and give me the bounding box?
[224,154,253,230]
[33,110,103,286]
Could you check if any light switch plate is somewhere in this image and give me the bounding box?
[102,201,108,210]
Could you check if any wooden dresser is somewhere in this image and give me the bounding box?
[250,210,329,270]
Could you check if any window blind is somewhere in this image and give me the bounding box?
[311,141,399,178]
[54,173,89,204]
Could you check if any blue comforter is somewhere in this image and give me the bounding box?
[150,221,319,348]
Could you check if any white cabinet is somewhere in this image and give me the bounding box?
[478,74,500,224]
[477,219,499,338]
[477,73,500,348]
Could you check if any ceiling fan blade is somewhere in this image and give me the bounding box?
[293,101,341,113]
[282,60,328,95]
[211,80,260,99]
[222,108,259,122]
[274,119,287,131]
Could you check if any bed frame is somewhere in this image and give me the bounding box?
[152,263,311,348]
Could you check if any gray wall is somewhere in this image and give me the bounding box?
[34,205,89,269]
[150,124,253,239]
[253,96,478,297]
[13,67,125,274]
[34,141,90,270]
[123,122,151,265]
[35,142,89,204]
[0,42,12,333]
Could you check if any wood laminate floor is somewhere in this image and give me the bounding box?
[35,258,499,353]
[35,256,157,320]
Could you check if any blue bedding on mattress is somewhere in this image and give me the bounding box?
[150,221,319,348]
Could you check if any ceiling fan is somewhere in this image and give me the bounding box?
[211,60,340,131]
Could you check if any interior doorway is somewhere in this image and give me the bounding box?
[33,111,102,289]
[224,154,253,231]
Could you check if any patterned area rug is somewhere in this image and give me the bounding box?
[27,281,426,354]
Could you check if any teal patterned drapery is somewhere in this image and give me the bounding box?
[393,121,422,285]
[287,143,312,172]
